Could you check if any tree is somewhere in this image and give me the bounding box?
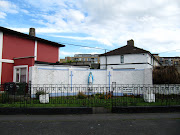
[153,66,180,84]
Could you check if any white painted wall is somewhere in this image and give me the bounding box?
[101,64,152,70]
[113,69,145,84]
[100,53,160,69]
[29,66,153,96]
[30,66,69,84]
[29,66,152,85]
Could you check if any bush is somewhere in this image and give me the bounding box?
[0,92,11,103]
[77,92,87,99]
[153,66,180,84]
[35,90,46,99]
[95,93,106,99]
[16,82,28,95]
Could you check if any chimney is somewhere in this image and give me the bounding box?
[127,39,134,46]
[29,28,35,36]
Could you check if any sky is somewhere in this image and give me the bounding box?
[0,0,180,59]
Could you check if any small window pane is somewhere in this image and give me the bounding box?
[121,55,124,63]
[20,68,26,82]
[21,68,26,75]
[16,73,19,82]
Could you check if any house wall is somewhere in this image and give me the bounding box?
[0,34,35,84]
[0,31,61,84]
[14,58,34,67]
[1,63,13,83]
[100,53,159,69]
[2,34,35,59]
[100,64,151,70]
[147,54,160,67]
[37,42,59,63]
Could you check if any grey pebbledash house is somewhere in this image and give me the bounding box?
[99,39,160,69]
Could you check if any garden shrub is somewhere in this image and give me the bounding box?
[77,92,87,99]
[16,82,28,95]
[0,92,11,103]
[153,66,180,84]
[95,93,106,99]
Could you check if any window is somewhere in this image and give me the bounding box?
[174,61,179,65]
[74,58,79,61]
[82,58,85,61]
[94,58,98,63]
[165,60,169,64]
[121,55,124,63]
[14,65,28,83]
[91,58,94,62]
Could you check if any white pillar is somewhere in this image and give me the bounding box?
[34,40,37,61]
[0,32,3,84]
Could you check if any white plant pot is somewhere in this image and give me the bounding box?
[39,94,49,103]
[143,93,155,103]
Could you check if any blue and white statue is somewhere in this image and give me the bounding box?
[88,72,93,91]
[88,72,93,85]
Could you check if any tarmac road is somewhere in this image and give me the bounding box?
[0,113,180,135]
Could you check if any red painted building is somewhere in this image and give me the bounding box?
[0,26,65,84]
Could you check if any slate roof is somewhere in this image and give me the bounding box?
[99,45,149,56]
[0,26,65,48]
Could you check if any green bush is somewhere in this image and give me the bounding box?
[77,92,87,99]
[0,92,11,103]
[16,82,28,95]
[95,93,106,99]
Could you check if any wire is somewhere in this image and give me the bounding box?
[58,42,111,51]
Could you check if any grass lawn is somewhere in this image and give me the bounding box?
[0,95,180,108]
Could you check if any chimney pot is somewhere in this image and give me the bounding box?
[127,39,134,46]
[29,28,35,36]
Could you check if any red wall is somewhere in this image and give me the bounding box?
[1,63,13,83]
[2,34,35,59]
[14,58,34,67]
[37,42,59,63]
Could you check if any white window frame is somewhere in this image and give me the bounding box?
[13,65,28,83]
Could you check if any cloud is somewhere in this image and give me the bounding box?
[0,1,18,14]
[24,0,68,12]
[21,9,29,14]
[10,27,62,34]
[29,0,180,49]
[53,35,113,46]
[60,51,82,56]
[5,0,180,54]
[0,11,6,19]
